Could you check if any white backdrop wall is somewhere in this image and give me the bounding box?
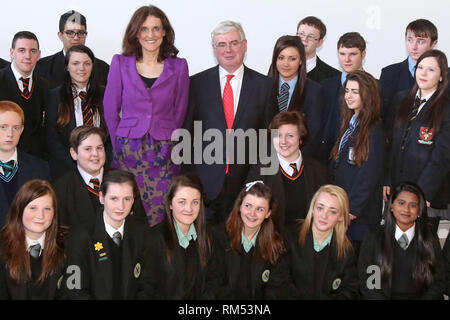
[1,0,449,78]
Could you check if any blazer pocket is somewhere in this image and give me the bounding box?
[118,117,138,128]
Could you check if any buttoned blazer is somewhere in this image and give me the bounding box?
[103,54,189,146]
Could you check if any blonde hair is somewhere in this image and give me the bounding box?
[299,184,352,259]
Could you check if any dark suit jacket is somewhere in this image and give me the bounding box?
[0,151,50,227]
[0,58,9,69]
[53,168,146,228]
[266,223,359,299]
[443,234,450,296]
[386,91,450,208]
[247,155,330,228]
[183,65,277,220]
[358,226,446,299]
[61,212,150,299]
[307,56,341,83]
[34,51,109,90]
[45,85,112,180]
[332,122,385,240]
[0,66,49,159]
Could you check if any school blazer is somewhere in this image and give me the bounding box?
[0,58,9,69]
[246,155,330,228]
[61,213,151,299]
[332,121,385,227]
[0,151,50,228]
[307,56,341,84]
[443,235,450,296]
[267,223,359,299]
[53,168,146,228]
[358,226,446,299]
[387,91,450,208]
[103,54,189,146]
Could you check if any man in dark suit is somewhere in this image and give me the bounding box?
[0,31,49,160]
[296,16,340,83]
[34,10,109,89]
[0,58,9,69]
[379,19,438,122]
[54,126,145,227]
[0,101,50,227]
[183,21,277,224]
[319,32,367,164]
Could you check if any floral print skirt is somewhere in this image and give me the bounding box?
[111,133,180,226]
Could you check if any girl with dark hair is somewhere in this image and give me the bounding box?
[60,169,150,299]
[104,5,189,226]
[384,50,450,230]
[211,181,286,299]
[267,35,324,157]
[358,182,446,299]
[0,179,66,299]
[330,70,385,251]
[143,173,215,299]
[46,44,110,180]
[267,184,359,299]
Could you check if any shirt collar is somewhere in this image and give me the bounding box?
[279,74,298,90]
[407,56,416,78]
[26,233,46,251]
[174,219,197,249]
[277,151,302,175]
[395,223,415,243]
[0,148,18,164]
[77,165,103,186]
[241,229,259,253]
[219,64,244,79]
[415,89,436,102]
[306,55,317,73]
[313,230,333,252]
[10,63,33,87]
[103,212,125,239]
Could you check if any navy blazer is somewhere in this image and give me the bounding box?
[184,65,277,202]
[443,234,450,296]
[387,91,450,208]
[307,56,341,84]
[0,151,50,227]
[332,122,385,240]
[0,58,9,70]
[45,85,112,180]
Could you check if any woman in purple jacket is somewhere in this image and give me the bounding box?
[104,5,189,226]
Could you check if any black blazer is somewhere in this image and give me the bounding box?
[45,85,112,180]
[142,223,216,299]
[0,58,10,69]
[386,91,450,208]
[34,51,109,90]
[0,151,50,227]
[266,223,359,299]
[358,226,446,299]
[60,212,150,299]
[0,66,49,159]
[443,234,450,296]
[53,168,146,228]
[183,65,277,209]
[272,78,325,159]
[246,155,330,227]
[307,56,341,84]
[332,121,385,239]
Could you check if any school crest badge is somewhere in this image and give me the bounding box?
[134,263,141,279]
[332,278,341,290]
[261,269,270,283]
[418,127,434,145]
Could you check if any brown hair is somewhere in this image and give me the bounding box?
[0,100,25,124]
[226,182,285,264]
[299,184,352,260]
[69,125,107,152]
[0,180,66,285]
[268,110,309,148]
[122,5,178,62]
[405,19,438,43]
[297,16,327,40]
[337,32,366,52]
[330,70,381,166]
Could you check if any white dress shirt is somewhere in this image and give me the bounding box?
[395,223,415,249]
[11,63,33,92]
[219,64,245,115]
[73,87,101,127]
[277,152,303,176]
[77,165,103,190]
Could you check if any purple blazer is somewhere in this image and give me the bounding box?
[103,54,189,146]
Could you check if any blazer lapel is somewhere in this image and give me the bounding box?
[120,220,133,299]
[17,151,33,186]
[73,170,98,223]
[92,213,113,298]
[233,66,251,129]
[151,57,176,91]
[208,66,228,131]
[5,67,22,101]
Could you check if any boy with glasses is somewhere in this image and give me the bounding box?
[297,16,340,83]
[34,10,109,89]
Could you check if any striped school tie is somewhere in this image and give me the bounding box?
[79,91,94,126]
[338,114,358,157]
[88,178,100,197]
[278,82,290,112]
[20,77,32,99]
[289,163,298,177]
[398,233,409,250]
[0,160,15,179]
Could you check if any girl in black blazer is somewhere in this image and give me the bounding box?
[267,184,359,299]
[61,169,150,299]
[46,44,110,180]
[142,173,216,299]
[0,180,66,299]
[330,71,385,249]
[358,182,446,299]
[268,35,324,158]
[212,181,286,299]
[384,50,450,222]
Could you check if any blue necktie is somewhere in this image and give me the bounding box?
[278,82,290,112]
[0,160,15,179]
[338,115,358,157]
